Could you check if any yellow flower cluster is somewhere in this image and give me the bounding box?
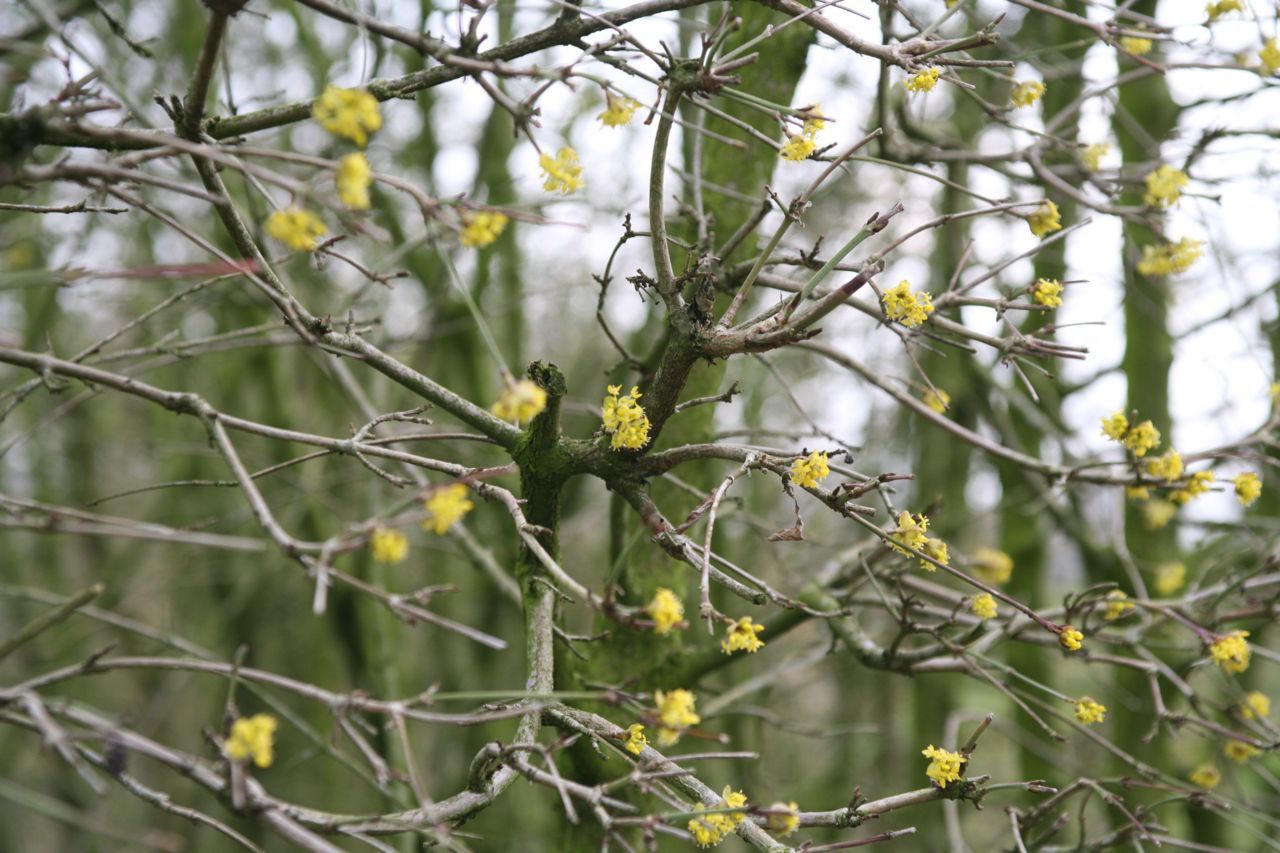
[923,387,950,414]
[1103,590,1134,620]
[1145,448,1184,483]
[922,744,967,788]
[1010,80,1046,108]
[646,587,685,635]
[623,723,648,756]
[881,280,935,328]
[1189,763,1221,789]
[1240,690,1270,720]
[688,785,748,848]
[766,801,800,837]
[601,385,651,450]
[889,511,948,571]
[461,211,509,248]
[313,85,382,147]
[972,547,1013,585]
[336,153,372,210]
[423,483,474,535]
[779,106,828,162]
[1080,143,1109,172]
[1074,697,1107,725]
[906,66,942,93]
[970,593,998,620]
[370,527,408,564]
[654,689,700,746]
[1119,36,1153,56]
[1101,410,1161,457]
[597,92,640,128]
[1032,277,1063,308]
[1225,740,1260,763]
[1206,0,1243,22]
[1060,625,1084,652]
[721,616,765,654]
[1154,561,1185,595]
[1144,164,1188,208]
[1233,472,1262,507]
[1027,200,1062,237]
[1261,39,1280,76]
[539,147,584,194]
[225,714,277,768]
[491,378,546,424]
[265,208,327,251]
[1143,498,1177,530]
[790,450,830,488]
[1209,630,1251,674]
[1171,469,1214,505]
[1137,237,1203,276]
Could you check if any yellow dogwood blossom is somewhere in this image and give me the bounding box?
[1137,237,1203,276]
[491,378,546,424]
[1027,200,1062,237]
[1104,590,1134,621]
[1124,421,1161,457]
[646,587,684,635]
[601,385,651,450]
[1101,411,1129,442]
[881,280,935,328]
[1240,691,1270,720]
[1233,472,1262,507]
[225,714,277,768]
[312,85,381,146]
[370,527,408,564]
[654,689,700,745]
[971,593,998,620]
[623,723,648,756]
[1032,278,1063,308]
[1074,698,1107,725]
[1119,36,1153,55]
[461,211,509,248]
[972,547,1013,585]
[922,744,967,788]
[1209,630,1251,674]
[1206,0,1243,22]
[1144,164,1189,208]
[423,483,474,535]
[790,450,830,488]
[1143,499,1177,530]
[539,147,585,194]
[1261,39,1280,76]
[336,153,372,209]
[721,616,765,654]
[1145,449,1184,483]
[923,387,951,414]
[1010,80,1046,108]
[1080,143,1109,171]
[1171,470,1215,505]
[767,801,800,837]
[889,511,929,555]
[1225,740,1260,763]
[597,93,640,128]
[1060,626,1084,652]
[1189,763,1221,789]
[265,208,327,251]
[687,786,748,848]
[1154,562,1185,596]
[906,67,942,93]
[780,133,816,162]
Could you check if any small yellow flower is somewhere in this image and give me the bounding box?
[1206,0,1243,23]
[1143,499,1177,530]
[721,616,766,654]
[881,280,935,328]
[766,801,800,837]
[1233,472,1262,507]
[790,450,831,488]
[1240,691,1270,720]
[970,593,998,620]
[1137,237,1203,276]
[369,527,408,564]
[1074,697,1107,725]
[265,208,327,251]
[601,384,651,451]
[224,714,277,768]
[623,723,648,756]
[1127,485,1150,501]
[1260,39,1280,76]
[1145,449,1184,483]
[597,92,640,128]
[1060,626,1084,652]
[1171,470,1215,505]
[646,587,685,635]
[1225,740,1260,763]
[1154,561,1185,596]
[1209,630,1250,674]
[972,547,1013,585]
[336,152,372,210]
[921,537,950,571]
[780,133,816,162]
[654,689,700,746]
[1080,143,1109,172]
[1010,80,1046,108]
[1119,36,1154,56]
[800,108,827,137]
[923,387,951,414]
[906,67,942,93]
[539,147,584,194]
[1026,200,1062,238]
[1189,763,1221,789]
[423,483,474,535]
[1124,420,1161,457]
[889,511,930,556]
[1031,278,1063,308]
[687,786,748,848]
[1101,411,1129,442]
[312,85,382,147]
[921,744,967,788]
[490,378,546,424]
[460,211,509,248]
[1144,164,1189,209]
[1103,590,1134,621]
[688,809,723,848]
